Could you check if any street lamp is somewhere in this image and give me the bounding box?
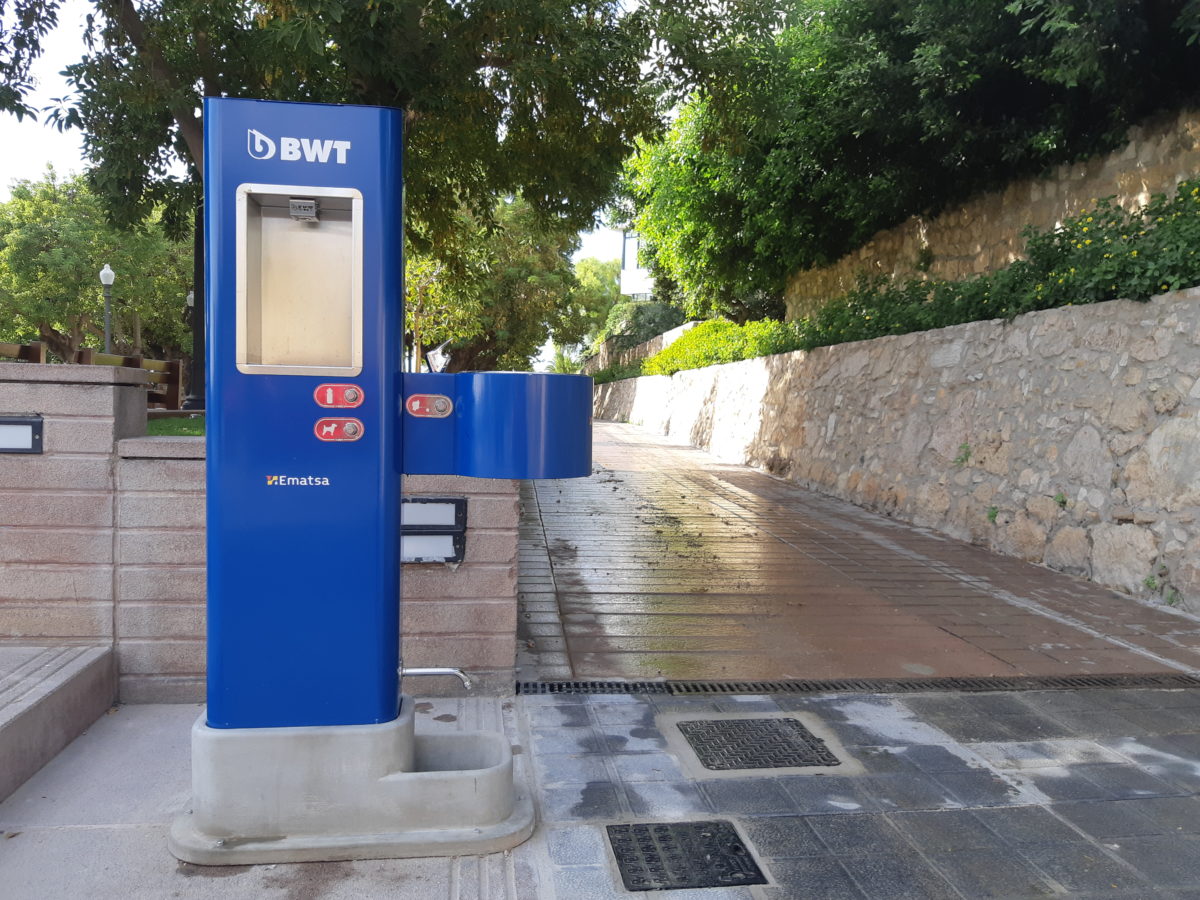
[99,264,115,354]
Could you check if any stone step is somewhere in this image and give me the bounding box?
[0,644,115,802]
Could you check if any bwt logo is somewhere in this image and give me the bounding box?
[247,128,351,164]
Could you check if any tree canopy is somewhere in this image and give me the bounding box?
[0,169,192,361]
[627,0,1200,320]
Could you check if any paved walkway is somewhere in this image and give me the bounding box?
[6,689,1200,898]
[518,422,1200,682]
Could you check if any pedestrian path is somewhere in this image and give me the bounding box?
[519,422,1200,682]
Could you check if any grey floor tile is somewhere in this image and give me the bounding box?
[838,851,963,900]
[533,753,613,787]
[1073,762,1184,799]
[740,816,827,858]
[928,716,1026,743]
[609,752,686,783]
[551,865,626,899]
[1023,766,1114,801]
[885,809,1000,852]
[934,769,1027,807]
[598,727,668,754]
[700,778,797,815]
[1114,708,1200,735]
[545,823,609,866]
[624,782,712,818]
[970,805,1087,845]
[1107,836,1200,888]
[778,775,878,815]
[960,694,1037,717]
[589,700,656,726]
[541,783,625,822]
[1041,709,1150,739]
[805,813,912,856]
[529,725,607,756]
[855,746,920,775]
[929,848,1057,898]
[1117,796,1200,834]
[1019,844,1149,892]
[855,773,962,811]
[526,704,593,729]
[1052,799,1167,839]
[764,858,866,899]
[899,743,990,774]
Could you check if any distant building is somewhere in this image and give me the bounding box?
[619,231,654,299]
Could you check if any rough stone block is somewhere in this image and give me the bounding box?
[402,599,516,636]
[0,491,111,528]
[401,564,517,601]
[116,603,205,639]
[117,457,205,493]
[40,417,117,454]
[0,383,119,418]
[116,639,205,675]
[0,529,112,565]
[117,494,205,529]
[403,474,519,496]
[0,601,112,639]
[461,496,521,529]
[0,456,112,492]
[118,530,205,566]
[0,565,111,602]
[461,530,518,565]
[118,566,205,603]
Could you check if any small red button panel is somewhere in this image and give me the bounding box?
[405,394,453,418]
[314,384,364,408]
[314,417,364,442]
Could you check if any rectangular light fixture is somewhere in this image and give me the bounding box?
[400,498,466,563]
[0,416,43,453]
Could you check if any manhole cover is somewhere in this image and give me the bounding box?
[607,821,767,891]
[677,717,841,770]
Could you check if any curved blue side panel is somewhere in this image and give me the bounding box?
[402,373,592,479]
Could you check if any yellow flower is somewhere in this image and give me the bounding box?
[1131,250,1138,257]
[1085,239,1092,245]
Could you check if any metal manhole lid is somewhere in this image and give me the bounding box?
[607,821,767,891]
[677,716,841,770]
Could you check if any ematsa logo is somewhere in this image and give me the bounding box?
[247,128,351,164]
[266,474,332,486]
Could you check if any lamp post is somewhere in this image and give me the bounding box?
[99,264,115,354]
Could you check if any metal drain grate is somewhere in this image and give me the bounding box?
[607,821,767,891]
[517,680,669,695]
[678,717,841,770]
[516,673,1200,695]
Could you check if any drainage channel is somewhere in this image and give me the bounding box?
[516,672,1200,695]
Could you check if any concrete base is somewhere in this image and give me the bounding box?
[0,645,115,803]
[168,695,534,864]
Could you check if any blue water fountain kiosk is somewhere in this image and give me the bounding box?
[169,98,592,865]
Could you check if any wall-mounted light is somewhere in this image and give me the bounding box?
[400,498,466,563]
[0,416,43,454]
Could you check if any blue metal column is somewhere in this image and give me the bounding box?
[204,98,404,728]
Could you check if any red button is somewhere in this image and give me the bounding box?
[314,384,364,408]
[314,417,364,442]
[405,394,453,418]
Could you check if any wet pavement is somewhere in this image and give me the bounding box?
[8,688,1200,898]
[518,422,1200,683]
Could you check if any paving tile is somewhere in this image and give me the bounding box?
[1115,797,1200,834]
[933,769,1029,807]
[855,772,964,811]
[899,743,991,774]
[855,746,921,775]
[970,804,1087,845]
[885,809,999,852]
[528,726,607,756]
[526,704,593,729]
[763,858,866,899]
[805,813,912,856]
[545,824,609,866]
[609,752,686,783]
[929,848,1057,898]
[540,783,624,822]
[551,865,626,900]
[1072,762,1184,799]
[1018,844,1149,892]
[837,851,962,900]
[624,782,711,818]
[740,816,828,858]
[533,753,613,787]
[700,778,797,816]
[1051,799,1166,839]
[1106,836,1200,888]
[1022,766,1115,801]
[777,775,879,815]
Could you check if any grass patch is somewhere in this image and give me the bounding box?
[147,415,205,436]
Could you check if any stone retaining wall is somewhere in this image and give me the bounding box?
[0,363,520,701]
[581,322,697,375]
[595,289,1200,614]
[786,108,1200,319]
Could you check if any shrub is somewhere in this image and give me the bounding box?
[590,359,645,384]
[643,318,802,376]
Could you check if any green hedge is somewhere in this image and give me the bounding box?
[590,359,645,384]
[633,179,1200,378]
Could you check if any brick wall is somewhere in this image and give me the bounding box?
[0,363,521,701]
[0,363,146,645]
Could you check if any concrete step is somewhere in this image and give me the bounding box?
[0,644,115,802]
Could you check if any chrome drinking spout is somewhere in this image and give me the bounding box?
[399,666,473,690]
